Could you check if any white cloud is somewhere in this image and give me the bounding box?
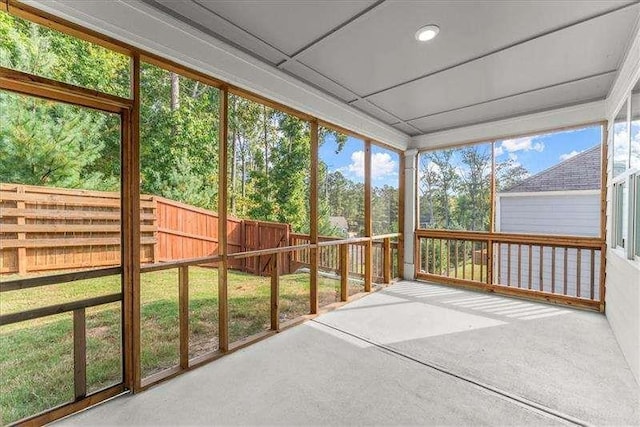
[347,150,397,180]
[499,136,545,154]
[559,150,582,161]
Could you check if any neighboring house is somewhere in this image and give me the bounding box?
[495,146,601,298]
[329,216,349,236]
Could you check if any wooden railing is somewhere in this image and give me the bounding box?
[0,268,126,421]
[415,229,604,310]
[135,232,401,388]
[289,233,399,282]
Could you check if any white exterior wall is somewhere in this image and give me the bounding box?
[496,191,601,300]
[497,192,600,237]
[604,19,640,384]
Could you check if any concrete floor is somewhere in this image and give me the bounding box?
[59,281,639,426]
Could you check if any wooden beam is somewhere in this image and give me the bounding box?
[0,268,121,293]
[364,141,372,292]
[598,125,608,312]
[310,119,319,314]
[128,53,142,392]
[218,87,229,352]
[17,385,125,427]
[73,308,87,400]
[415,229,602,249]
[0,293,122,326]
[179,266,189,369]
[0,66,132,113]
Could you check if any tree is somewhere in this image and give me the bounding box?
[455,146,491,231]
[0,15,119,190]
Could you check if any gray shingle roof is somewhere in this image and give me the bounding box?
[503,145,601,193]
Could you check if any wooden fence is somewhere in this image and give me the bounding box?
[0,183,155,275]
[0,184,291,276]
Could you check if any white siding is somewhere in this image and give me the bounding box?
[498,193,600,237]
[605,251,640,383]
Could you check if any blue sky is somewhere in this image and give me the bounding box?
[320,125,602,189]
[320,134,400,188]
[495,125,602,175]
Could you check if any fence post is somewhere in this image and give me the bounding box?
[179,266,189,369]
[151,197,159,264]
[383,238,391,284]
[270,253,279,331]
[16,185,27,275]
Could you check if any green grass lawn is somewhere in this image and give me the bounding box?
[0,267,345,425]
[448,262,487,282]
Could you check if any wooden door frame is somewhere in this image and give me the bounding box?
[0,65,140,423]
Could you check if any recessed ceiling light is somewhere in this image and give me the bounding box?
[415,25,439,42]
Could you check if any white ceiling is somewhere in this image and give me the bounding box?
[143,0,640,136]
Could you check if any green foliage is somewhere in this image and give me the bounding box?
[419,144,527,231]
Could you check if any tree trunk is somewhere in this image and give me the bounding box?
[170,73,180,111]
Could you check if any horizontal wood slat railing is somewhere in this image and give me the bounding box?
[415,229,604,310]
[1,183,292,276]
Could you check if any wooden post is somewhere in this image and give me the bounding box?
[270,254,279,331]
[397,155,405,279]
[598,125,608,311]
[16,185,27,275]
[309,120,319,314]
[340,244,349,301]
[364,141,372,292]
[122,53,141,393]
[218,86,229,351]
[383,237,391,284]
[398,153,404,279]
[73,308,86,400]
[178,266,189,369]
